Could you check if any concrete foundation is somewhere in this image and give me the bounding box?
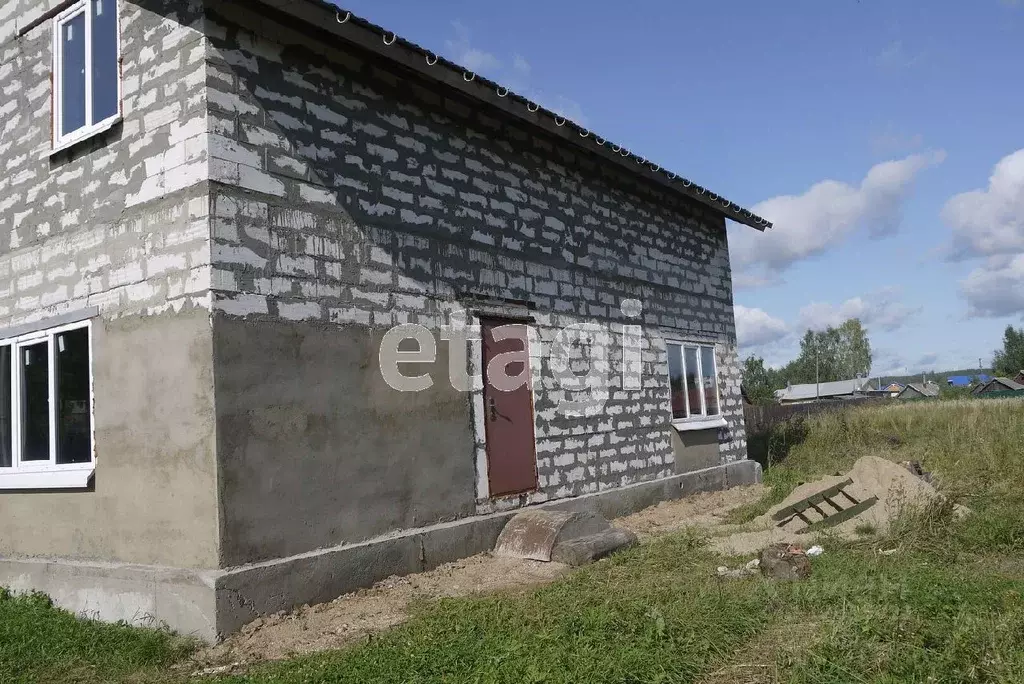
[0,459,759,641]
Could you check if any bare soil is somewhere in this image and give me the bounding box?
[191,485,766,673]
[616,485,766,539]
[190,555,568,674]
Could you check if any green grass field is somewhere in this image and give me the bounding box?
[4,398,1024,683]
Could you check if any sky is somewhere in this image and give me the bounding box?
[335,0,1024,377]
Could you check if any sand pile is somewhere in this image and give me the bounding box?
[712,455,952,556]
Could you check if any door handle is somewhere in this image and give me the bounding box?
[488,396,498,422]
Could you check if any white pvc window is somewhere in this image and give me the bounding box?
[53,0,121,151]
[0,321,95,490]
[667,342,721,423]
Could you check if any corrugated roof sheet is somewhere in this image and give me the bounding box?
[902,382,940,397]
[977,378,1024,392]
[257,0,772,231]
[776,378,869,402]
[948,374,991,386]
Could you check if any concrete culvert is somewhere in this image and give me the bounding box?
[494,510,638,566]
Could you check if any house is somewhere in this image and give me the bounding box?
[948,374,991,387]
[898,382,940,399]
[880,382,906,395]
[972,378,1024,396]
[860,380,905,398]
[0,1,770,640]
[1014,371,1024,385]
[774,378,871,405]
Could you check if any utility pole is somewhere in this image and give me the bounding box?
[815,343,820,403]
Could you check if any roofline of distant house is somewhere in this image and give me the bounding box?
[249,0,772,231]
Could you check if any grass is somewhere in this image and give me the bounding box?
[5,397,1024,683]
[0,589,194,684]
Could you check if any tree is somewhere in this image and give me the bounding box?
[741,355,781,405]
[993,325,1024,377]
[779,319,873,386]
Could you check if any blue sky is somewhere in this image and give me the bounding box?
[336,0,1024,376]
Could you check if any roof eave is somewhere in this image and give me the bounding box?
[249,0,771,232]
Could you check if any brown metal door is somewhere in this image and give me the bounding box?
[481,318,538,497]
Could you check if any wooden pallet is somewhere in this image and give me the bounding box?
[772,478,878,534]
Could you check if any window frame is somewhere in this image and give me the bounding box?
[52,0,123,153]
[0,319,95,490]
[666,340,725,431]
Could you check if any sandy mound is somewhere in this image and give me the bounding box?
[713,455,946,556]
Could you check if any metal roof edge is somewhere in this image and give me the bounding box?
[248,0,772,231]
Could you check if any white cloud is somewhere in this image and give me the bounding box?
[735,305,789,347]
[961,254,1024,318]
[943,148,1024,260]
[730,152,944,287]
[442,22,586,126]
[876,40,925,70]
[798,287,920,333]
[445,21,501,74]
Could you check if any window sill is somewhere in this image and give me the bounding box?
[672,416,727,432]
[0,467,94,490]
[47,115,122,158]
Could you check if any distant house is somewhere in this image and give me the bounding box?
[948,374,992,387]
[1014,371,1024,386]
[972,378,1024,396]
[898,382,940,400]
[775,378,871,405]
[862,381,905,398]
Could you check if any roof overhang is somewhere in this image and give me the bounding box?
[248,0,771,231]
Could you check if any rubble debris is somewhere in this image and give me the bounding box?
[715,557,762,579]
[759,543,812,580]
[900,460,934,484]
[716,565,757,579]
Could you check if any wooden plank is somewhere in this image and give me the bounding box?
[797,497,879,534]
[822,496,844,512]
[771,479,855,521]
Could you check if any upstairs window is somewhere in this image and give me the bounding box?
[667,342,721,422]
[53,0,121,150]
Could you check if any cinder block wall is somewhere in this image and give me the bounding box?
[0,0,220,567]
[203,0,748,566]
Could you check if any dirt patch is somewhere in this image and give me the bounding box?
[191,555,567,674]
[191,486,767,673]
[616,485,766,540]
